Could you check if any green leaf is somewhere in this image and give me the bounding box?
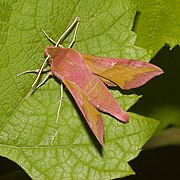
[152,106,180,132]
[134,0,180,54]
[144,106,180,148]
[0,0,160,179]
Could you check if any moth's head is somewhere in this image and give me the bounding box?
[44,46,59,59]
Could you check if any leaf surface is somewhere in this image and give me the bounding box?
[134,0,180,54]
[0,0,161,179]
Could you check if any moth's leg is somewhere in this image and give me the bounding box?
[55,16,80,47]
[68,17,80,48]
[56,82,63,124]
[33,71,52,92]
[16,68,50,76]
[25,71,52,99]
[17,56,51,88]
[31,55,50,87]
[17,56,51,99]
[41,29,56,45]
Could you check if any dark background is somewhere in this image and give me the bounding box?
[0,46,179,179]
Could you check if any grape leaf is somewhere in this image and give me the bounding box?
[134,0,180,54]
[0,0,160,179]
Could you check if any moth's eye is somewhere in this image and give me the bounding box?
[47,56,52,62]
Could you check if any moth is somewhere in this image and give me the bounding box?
[17,17,163,145]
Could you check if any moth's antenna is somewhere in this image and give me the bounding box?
[31,18,81,90]
[41,29,57,45]
[68,17,80,48]
[55,16,80,47]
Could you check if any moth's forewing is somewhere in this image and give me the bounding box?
[82,54,163,90]
[49,48,128,122]
[61,77,104,145]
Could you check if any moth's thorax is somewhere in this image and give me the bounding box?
[44,46,70,68]
[44,46,59,58]
[48,47,89,81]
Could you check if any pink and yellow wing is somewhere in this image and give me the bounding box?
[82,54,163,90]
[51,48,129,122]
[61,77,104,145]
